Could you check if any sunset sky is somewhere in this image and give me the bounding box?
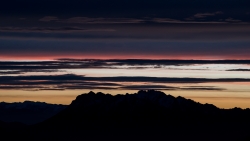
[1,0,250,108]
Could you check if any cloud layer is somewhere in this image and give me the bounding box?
[0,73,249,91]
[1,59,250,72]
[0,59,249,92]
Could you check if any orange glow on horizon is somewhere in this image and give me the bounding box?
[1,90,250,109]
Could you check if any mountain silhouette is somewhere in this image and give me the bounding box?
[26,90,249,141]
[0,101,67,124]
[2,90,250,141]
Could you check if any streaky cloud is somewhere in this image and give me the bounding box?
[0,74,248,91]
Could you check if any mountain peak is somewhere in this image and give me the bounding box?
[69,90,218,113]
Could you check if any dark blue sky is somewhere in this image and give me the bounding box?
[0,0,250,60]
[1,0,249,19]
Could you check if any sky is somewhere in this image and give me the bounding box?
[1,0,250,108]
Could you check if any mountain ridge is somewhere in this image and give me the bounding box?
[28,90,249,141]
[1,90,250,141]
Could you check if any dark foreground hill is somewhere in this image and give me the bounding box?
[0,101,67,124]
[2,90,250,141]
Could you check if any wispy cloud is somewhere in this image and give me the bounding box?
[193,11,223,18]
[41,17,144,24]
[120,85,177,90]
[225,18,242,23]
[39,16,59,22]
[151,18,182,23]
[41,16,183,24]
[0,69,63,75]
[0,27,116,33]
[38,16,245,25]
[120,85,225,91]
[184,11,245,24]
[180,86,226,91]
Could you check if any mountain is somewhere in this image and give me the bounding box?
[25,90,249,141]
[2,90,250,140]
[0,101,67,124]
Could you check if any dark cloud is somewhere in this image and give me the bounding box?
[0,74,249,90]
[0,70,23,75]
[38,88,65,91]
[1,0,249,52]
[1,23,250,50]
[0,27,115,33]
[224,18,242,23]
[150,18,182,23]
[1,40,250,58]
[56,86,117,90]
[0,69,63,75]
[0,79,122,87]
[226,69,250,71]
[1,59,250,75]
[0,74,228,91]
[120,85,177,90]
[57,17,144,24]
[180,86,226,91]
[192,11,223,19]
[0,85,47,90]
[1,24,250,60]
[39,16,59,22]
[0,77,122,90]
[120,85,225,91]
[37,16,244,25]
